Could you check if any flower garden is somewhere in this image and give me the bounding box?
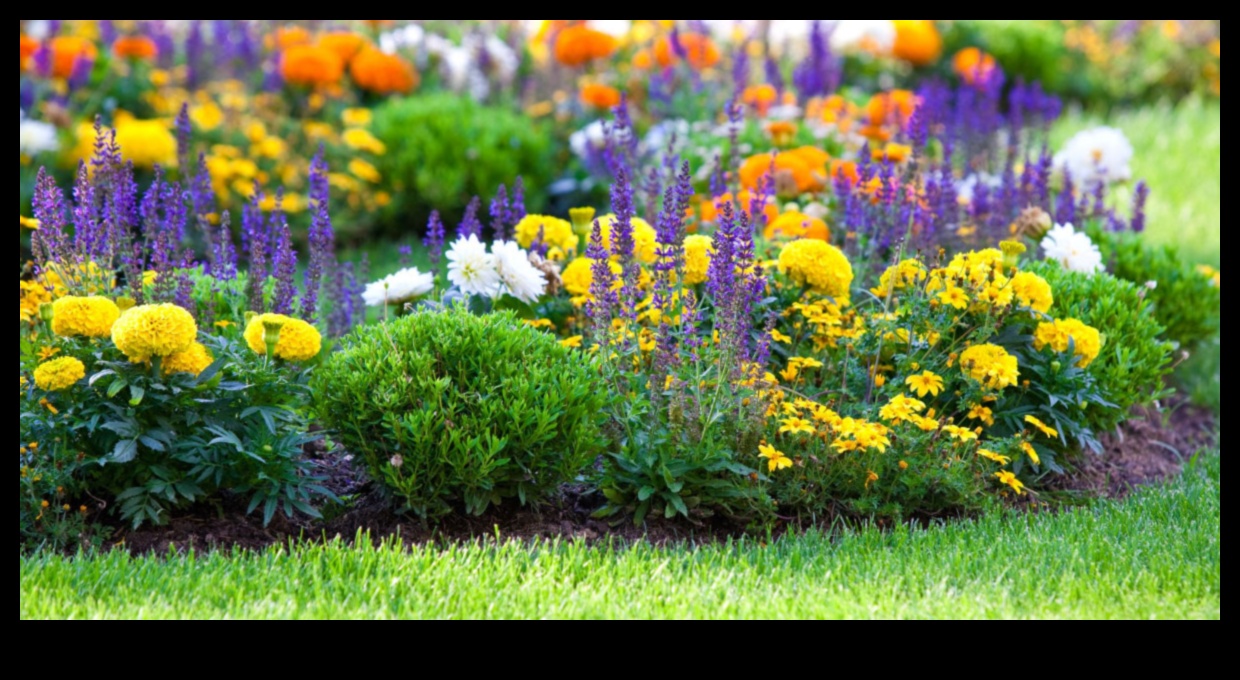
[19,20,1220,620]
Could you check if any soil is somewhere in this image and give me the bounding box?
[113,398,1218,556]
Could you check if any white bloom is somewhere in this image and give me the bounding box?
[363,267,435,307]
[1054,126,1134,188]
[491,240,547,304]
[570,121,610,162]
[20,110,59,157]
[446,235,500,297]
[829,20,896,56]
[1041,223,1104,276]
[956,173,1003,205]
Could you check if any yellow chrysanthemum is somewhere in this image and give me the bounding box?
[514,215,579,254]
[33,357,86,392]
[682,235,714,286]
[244,314,322,363]
[871,259,927,298]
[162,342,214,377]
[777,239,854,302]
[113,118,179,169]
[959,343,1020,391]
[111,304,198,361]
[51,296,121,339]
[342,128,387,155]
[348,158,382,184]
[1034,318,1103,368]
[560,257,622,300]
[1011,272,1054,314]
[597,215,659,264]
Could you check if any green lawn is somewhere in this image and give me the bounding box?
[20,454,1219,620]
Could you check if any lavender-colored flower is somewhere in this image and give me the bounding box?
[1056,171,1077,226]
[792,21,839,99]
[243,191,269,312]
[1131,181,1149,233]
[99,20,117,46]
[584,221,617,338]
[732,38,750,93]
[764,56,784,95]
[424,210,446,277]
[186,21,204,89]
[270,218,298,316]
[175,260,197,313]
[510,177,527,222]
[489,184,510,241]
[68,56,93,91]
[33,44,52,78]
[459,197,483,239]
[175,103,192,177]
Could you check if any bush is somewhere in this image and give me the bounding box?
[1028,262,1174,432]
[372,94,555,237]
[312,307,609,521]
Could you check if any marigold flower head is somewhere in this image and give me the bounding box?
[515,215,578,254]
[654,32,720,70]
[20,35,39,71]
[977,449,1011,465]
[245,314,322,363]
[82,117,178,169]
[554,25,618,67]
[942,425,978,443]
[113,36,158,61]
[1020,441,1042,466]
[766,211,829,242]
[1034,318,1103,368]
[342,127,386,155]
[892,20,943,66]
[778,239,854,302]
[866,89,918,127]
[872,259,927,297]
[318,32,369,63]
[273,27,313,50]
[905,371,945,398]
[350,48,418,95]
[995,471,1026,495]
[48,36,98,79]
[779,417,816,436]
[953,47,998,85]
[959,344,1020,391]
[33,356,86,392]
[742,84,779,116]
[281,45,345,88]
[682,235,714,286]
[111,304,198,361]
[759,443,793,473]
[597,215,659,264]
[51,296,120,339]
[1011,272,1054,314]
[1024,415,1060,440]
[580,83,622,109]
[161,342,213,377]
[739,152,823,196]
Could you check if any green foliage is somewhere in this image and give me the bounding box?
[1028,262,1173,432]
[372,93,554,236]
[312,307,609,521]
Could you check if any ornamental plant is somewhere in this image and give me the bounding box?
[312,307,610,521]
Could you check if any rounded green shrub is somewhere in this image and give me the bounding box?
[1102,234,1221,352]
[371,93,554,237]
[312,307,609,521]
[1029,262,1174,432]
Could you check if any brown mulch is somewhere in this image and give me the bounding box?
[113,400,1218,556]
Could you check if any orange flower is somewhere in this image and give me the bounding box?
[765,211,830,242]
[48,36,97,79]
[281,45,344,88]
[20,35,39,71]
[739,153,823,196]
[830,159,859,186]
[892,20,942,66]
[273,27,312,51]
[350,48,418,95]
[742,84,778,116]
[872,143,912,163]
[699,192,779,225]
[580,83,622,109]
[787,146,830,172]
[113,36,158,61]
[654,33,720,70]
[318,32,369,63]
[953,47,998,85]
[866,89,918,127]
[766,120,798,145]
[553,25,618,67]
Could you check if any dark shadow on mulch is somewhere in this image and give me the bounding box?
[111,398,1218,556]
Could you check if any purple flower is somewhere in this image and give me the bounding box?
[424,211,446,277]
[584,220,618,338]
[489,184,510,241]
[1131,181,1149,233]
[243,190,269,312]
[792,21,839,99]
[511,177,527,222]
[459,197,483,239]
[270,218,298,316]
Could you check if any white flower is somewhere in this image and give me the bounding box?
[829,20,896,56]
[1054,126,1134,188]
[1041,223,1104,276]
[956,173,1002,205]
[20,110,59,157]
[446,235,500,297]
[570,121,610,162]
[491,240,547,304]
[362,267,435,307]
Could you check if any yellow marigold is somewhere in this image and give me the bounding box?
[892,20,942,66]
[560,257,622,299]
[778,239,854,302]
[348,158,381,184]
[597,215,659,264]
[960,344,1020,391]
[111,304,198,361]
[281,44,345,88]
[350,48,418,95]
[113,118,178,169]
[1034,318,1104,368]
[515,215,579,254]
[342,128,386,155]
[554,25,618,67]
[1011,272,1054,314]
[342,108,372,127]
[20,279,54,324]
[871,258,927,297]
[51,296,120,339]
[766,211,830,242]
[245,314,322,363]
[317,32,369,63]
[33,357,86,392]
[162,342,213,377]
[682,235,714,286]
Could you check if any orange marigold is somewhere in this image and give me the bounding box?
[739,152,822,196]
[953,47,998,85]
[49,36,97,79]
[866,89,918,127]
[654,33,720,70]
[113,36,158,61]
[698,191,779,225]
[318,32,369,63]
[580,83,622,109]
[766,211,830,242]
[553,25,618,67]
[20,35,39,71]
[892,20,942,66]
[350,48,418,95]
[742,84,778,116]
[281,45,344,88]
[273,27,312,50]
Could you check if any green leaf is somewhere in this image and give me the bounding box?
[106,377,129,399]
[110,439,139,464]
[128,385,146,407]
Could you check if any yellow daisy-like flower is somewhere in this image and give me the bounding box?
[759,443,793,473]
[779,417,816,436]
[959,344,1020,391]
[1020,441,1042,466]
[905,371,945,398]
[865,471,880,490]
[1010,272,1054,314]
[936,286,969,310]
[871,259,927,298]
[942,425,978,443]
[596,215,659,264]
[1024,415,1059,439]
[966,404,996,427]
[514,215,579,255]
[51,296,121,339]
[777,239,854,301]
[111,304,198,361]
[879,394,926,423]
[33,356,86,392]
[342,108,372,127]
[978,449,1012,465]
[559,335,583,349]
[682,235,714,286]
[995,471,1026,495]
[342,128,387,155]
[348,158,382,184]
[244,314,322,363]
[162,342,214,377]
[769,329,793,344]
[1034,318,1103,368]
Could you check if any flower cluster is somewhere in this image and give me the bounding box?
[446,235,548,304]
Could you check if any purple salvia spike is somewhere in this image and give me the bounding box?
[489,184,510,242]
[459,197,483,240]
[424,211,446,277]
[511,177,527,222]
[1131,181,1149,233]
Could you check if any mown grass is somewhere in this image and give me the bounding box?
[20,454,1219,620]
